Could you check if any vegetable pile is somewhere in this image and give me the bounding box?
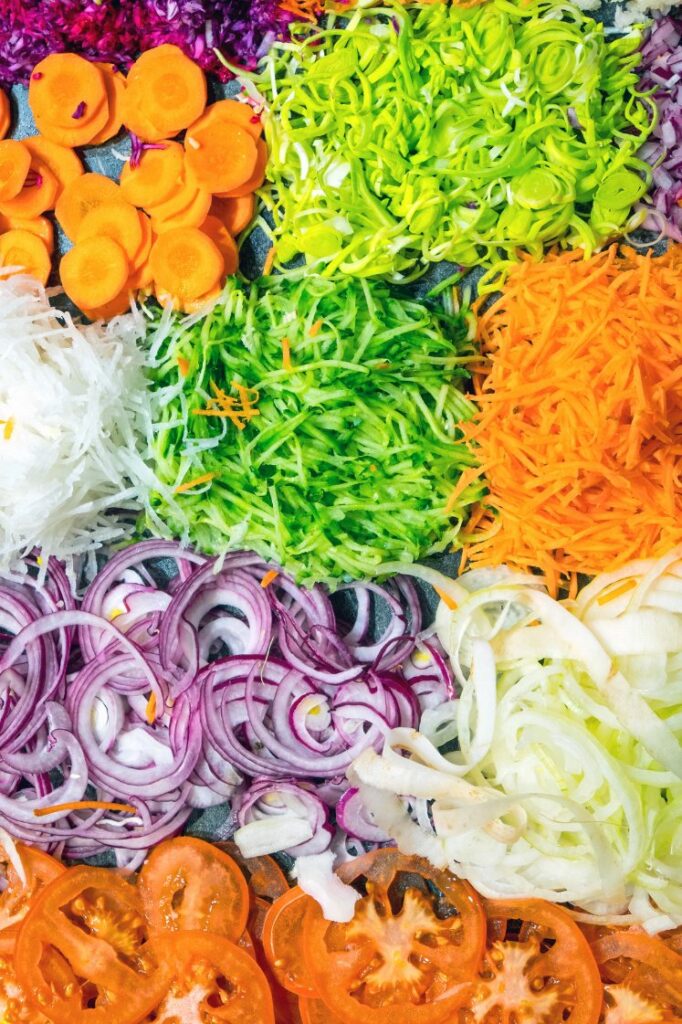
[144,269,480,585]
[637,16,682,240]
[0,275,156,572]
[0,0,311,89]
[0,540,451,867]
[352,551,682,932]
[261,0,653,281]
[458,245,682,590]
[2,838,682,1024]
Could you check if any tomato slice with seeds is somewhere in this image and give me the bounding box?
[263,887,318,998]
[0,845,65,956]
[217,842,289,902]
[304,849,486,1024]
[0,951,49,1023]
[146,931,275,1024]
[299,998,344,1024]
[15,866,167,1024]
[600,984,678,1023]
[139,836,249,941]
[460,898,603,1024]
[592,930,682,1017]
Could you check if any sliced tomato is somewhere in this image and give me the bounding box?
[0,845,65,955]
[600,984,678,1023]
[299,998,344,1023]
[15,866,168,1024]
[217,841,289,902]
[147,930,275,1024]
[138,836,249,941]
[0,951,49,1023]
[459,898,604,1024]
[592,930,682,1015]
[263,887,318,998]
[304,849,486,1024]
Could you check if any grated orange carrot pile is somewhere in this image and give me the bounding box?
[459,245,682,594]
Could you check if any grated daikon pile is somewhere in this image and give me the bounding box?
[0,275,159,572]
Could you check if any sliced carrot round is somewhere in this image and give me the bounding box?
[201,215,239,275]
[120,141,184,208]
[0,163,58,218]
[150,226,223,300]
[88,64,126,145]
[184,121,257,194]
[128,256,153,291]
[29,53,107,130]
[151,187,211,233]
[55,172,122,240]
[0,141,31,201]
[209,195,255,237]
[189,99,263,141]
[0,229,51,285]
[126,44,206,142]
[218,138,268,199]
[155,284,221,314]
[0,214,54,253]
[132,211,153,269]
[77,199,143,262]
[0,89,11,140]
[23,136,83,198]
[60,235,129,309]
[33,97,110,149]
[81,283,133,322]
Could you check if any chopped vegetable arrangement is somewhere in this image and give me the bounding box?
[1,0,682,1017]
[144,270,480,584]
[261,0,653,281]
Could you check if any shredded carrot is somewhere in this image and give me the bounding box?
[434,585,458,610]
[0,418,13,440]
[278,0,320,21]
[34,800,137,817]
[461,245,682,593]
[260,569,279,588]
[175,471,217,493]
[194,380,260,430]
[281,336,292,371]
[597,578,638,605]
[177,356,190,377]
[263,246,276,275]
[145,691,158,723]
[309,319,323,337]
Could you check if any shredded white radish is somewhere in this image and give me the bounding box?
[293,851,361,923]
[0,276,167,573]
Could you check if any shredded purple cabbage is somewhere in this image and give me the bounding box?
[637,16,682,241]
[0,0,300,88]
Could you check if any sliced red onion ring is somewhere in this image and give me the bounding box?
[336,787,389,843]
[234,778,332,857]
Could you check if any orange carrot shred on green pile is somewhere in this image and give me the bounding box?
[460,245,682,593]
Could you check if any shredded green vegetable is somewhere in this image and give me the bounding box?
[259,0,655,283]
[142,271,481,585]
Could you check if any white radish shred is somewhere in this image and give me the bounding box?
[293,851,361,923]
[350,553,682,932]
[0,276,168,573]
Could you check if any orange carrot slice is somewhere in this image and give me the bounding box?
[0,141,31,201]
[119,141,184,208]
[155,285,221,315]
[0,214,54,253]
[81,284,134,321]
[0,88,10,139]
[201,214,239,275]
[55,172,122,240]
[60,235,129,309]
[151,187,211,233]
[149,226,223,300]
[128,256,154,291]
[33,97,110,149]
[77,199,143,262]
[0,162,58,218]
[131,211,153,269]
[0,229,51,285]
[28,53,107,130]
[188,99,263,141]
[209,195,255,236]
[184,121,257,194]
[88,64,127,145]
[217,139,268,199]
[23,136,84,199]
[124,44,206,142]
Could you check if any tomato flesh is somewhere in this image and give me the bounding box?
[591,930,682,1019]
[0,845,65,955]
[148,931,275,1024]
[217,842,289,902]
[600,984,678,1023]
[0,952,49,1023]
[263,887,317,998]
[139,836,249,941]
[15,866,167,1024]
